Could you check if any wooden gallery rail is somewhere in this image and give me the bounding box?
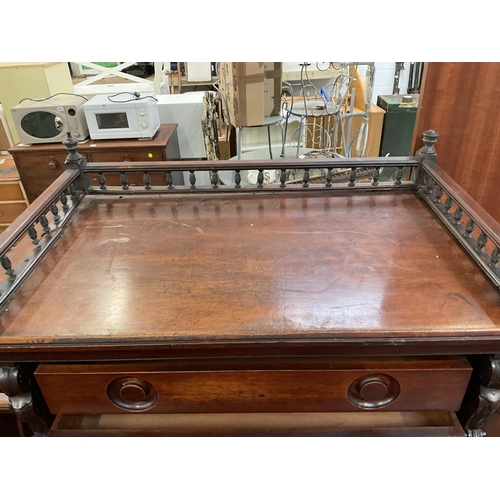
[0,130,500,437]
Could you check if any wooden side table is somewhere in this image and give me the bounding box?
[0,155,29,234]
[9,124,180,202]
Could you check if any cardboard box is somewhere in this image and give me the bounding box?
[219,62,282,127]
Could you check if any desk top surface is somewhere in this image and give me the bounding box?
[1,190,500,351]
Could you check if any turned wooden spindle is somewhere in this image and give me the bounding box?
[1,255,15,279]
[325,167,333,188]
[39,214,50,234]
[143,172,152,190]
[257,170,264,188]
[434,186,444,204]
[211,170,219,189]
[234,170,241,189]
[348,167,356,187]
[28,225,39,246]
[98,173,107,190]
[302,168,310,188]
[490,247,500,270]
[453,207,464,226]
[280,169,287,188]
[60,192,69,212]
[443,196,453,214]
[120,172,129,190]
[395,166,404,186]
[50,203,60,223]
[464,219,475,239]
[189,171,197,189]
[166,171,174,189]
[476,232,488,254]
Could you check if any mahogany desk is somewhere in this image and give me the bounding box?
[0,130,499,437]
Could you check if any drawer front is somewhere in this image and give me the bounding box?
[0,201,27,223]
[0,182,25,202]
[14,152,72,173]
[13,152,85,202]
[49,411,466,437]
[35,357,472,415]
[86,149,166,163]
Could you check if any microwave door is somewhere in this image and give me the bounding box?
[96,112,129,130]
[21,111,63,139]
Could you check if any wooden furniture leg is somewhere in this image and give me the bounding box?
[459,355,500,437]
[0,364,53,437]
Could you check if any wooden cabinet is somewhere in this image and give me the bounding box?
[9,124,180,202]
[0,155,29,234]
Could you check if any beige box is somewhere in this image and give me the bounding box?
[219,62,282,128]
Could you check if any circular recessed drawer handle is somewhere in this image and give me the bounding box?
[106,376,158,411]
[48,156,58,170]
[123,153,131,162]
[347,373,401,409]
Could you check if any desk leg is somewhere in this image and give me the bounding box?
[459,354,500,437]
[0,364,52,437]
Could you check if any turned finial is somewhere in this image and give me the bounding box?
[63,132,87,169]
[416,130,439,163]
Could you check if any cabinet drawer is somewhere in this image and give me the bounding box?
[0,201,27,223]
[86,149,166,163]
[14,152,74,172]
[0,182,25,201]
[49,411,466,437]
[35,357,472,415]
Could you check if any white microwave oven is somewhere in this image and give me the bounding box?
[10,94,89,145]
[83,92,160,140]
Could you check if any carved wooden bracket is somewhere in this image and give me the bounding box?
[0,365,53,437]
[459,355,500,437]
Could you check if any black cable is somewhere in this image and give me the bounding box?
[107,92,158,103]
[18,92,88,104]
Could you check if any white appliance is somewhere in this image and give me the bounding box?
[83,92,160,140]
[10,94,89,145]
[156,92,210,185]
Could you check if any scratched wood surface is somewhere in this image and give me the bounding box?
[1,191,500,344]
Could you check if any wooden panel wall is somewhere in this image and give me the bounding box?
[412,62,500,223]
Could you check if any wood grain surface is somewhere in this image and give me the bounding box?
[2,190,500,349]
[34,356,471,415]
[412,62,500,223]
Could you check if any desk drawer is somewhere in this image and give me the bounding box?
[86,149,166,163]
[35,357,472,415]
[0,201,27,223]
[49,411,466,437]
[14,151,76,172]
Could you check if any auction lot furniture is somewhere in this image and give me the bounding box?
[0,155,29,235]
[8,124,180,203]
[1,131,500,437]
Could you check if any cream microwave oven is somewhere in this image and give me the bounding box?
[10,94,89,145]
[83,92,160,140]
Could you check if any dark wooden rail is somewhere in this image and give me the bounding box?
[2,130,500,311]
[416,160,500,289]
[0,169,86,309]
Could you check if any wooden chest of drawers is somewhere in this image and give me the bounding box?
[8,124,180,202]
[0,155,29,234]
